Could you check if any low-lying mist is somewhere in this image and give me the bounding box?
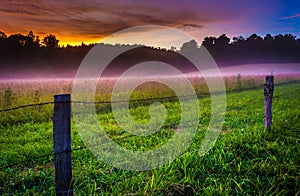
[1,63,299,81]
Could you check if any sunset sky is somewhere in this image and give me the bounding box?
[1,0,300,48]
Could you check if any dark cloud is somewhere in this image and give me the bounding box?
[112,10,173,25]
[177,24,203,31]
[0,7,37,15]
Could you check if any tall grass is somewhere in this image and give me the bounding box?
[0,74,300,194]
[1,74,299,108]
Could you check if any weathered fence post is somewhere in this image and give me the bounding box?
[264,76,274,130]
[53,94,73,196]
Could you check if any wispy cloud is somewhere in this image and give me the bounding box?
[177,24,203,31]
[280,13,300,20]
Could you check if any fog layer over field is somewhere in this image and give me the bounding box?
[187,63,300,77]
[1,63,300,80]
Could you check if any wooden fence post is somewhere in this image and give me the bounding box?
[264,76,274,130]
[53,94,73,196]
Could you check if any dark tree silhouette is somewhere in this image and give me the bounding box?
[42,34,59,48]
[8,34,27,46]
[0,31,7,39]
[232,36,245,43]
[0,30,300,78]
[201,32,300,65]
[26,30,40,47]
[215,34,230,48]
[202,36,216,50]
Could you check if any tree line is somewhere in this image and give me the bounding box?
[201,33,300,65]
[0,30,299,77]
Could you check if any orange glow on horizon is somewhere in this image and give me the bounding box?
[55,35,106,47]
[55,34,121,47]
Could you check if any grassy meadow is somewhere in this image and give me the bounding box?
[0,74,300,195]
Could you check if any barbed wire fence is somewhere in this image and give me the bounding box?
[1,79,299,114]
[0,80,299,171]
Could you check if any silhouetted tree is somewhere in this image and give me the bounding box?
[202,36,216,50]
[264,34,273,41]
[0,31,7,39]
[35,36,40,47]
[42,34,59,48]
[23,30,36,48]
[232,36,245,44]
[8,34,27,46]
[27,30,35,40]
[215,34,230,48]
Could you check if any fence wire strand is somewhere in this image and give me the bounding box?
[1,80,299,113]
[1,82,300,169]
[0,102,55,113]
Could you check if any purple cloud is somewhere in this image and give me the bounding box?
[280,13,300,20]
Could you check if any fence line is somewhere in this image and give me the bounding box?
[0,101,55,113]
[0,91,210,113]
[0,91,295,114]
[1,81,299,113]
[1,83,300,170]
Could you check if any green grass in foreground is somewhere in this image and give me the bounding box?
[0,82,300,195]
